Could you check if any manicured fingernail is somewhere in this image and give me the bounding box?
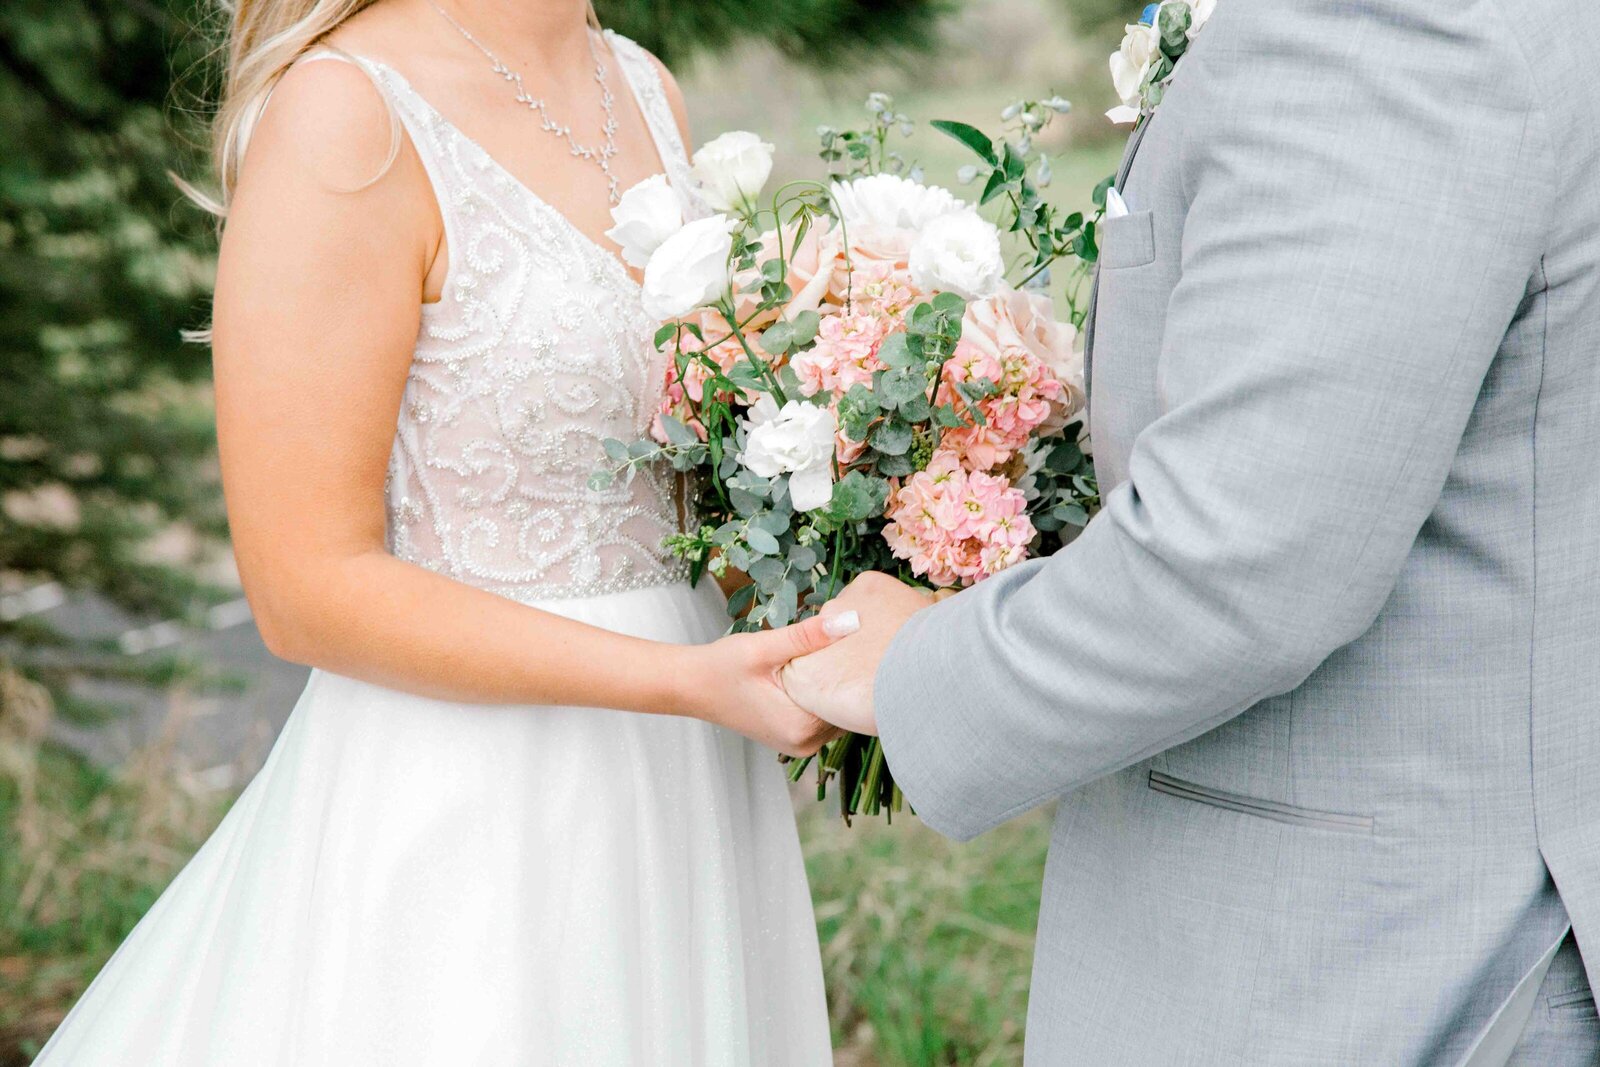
[823,610,860,638]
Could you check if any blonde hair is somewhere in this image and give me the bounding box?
[192,0,603,217]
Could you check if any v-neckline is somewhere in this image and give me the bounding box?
[356,37,673,293]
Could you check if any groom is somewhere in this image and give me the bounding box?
[784,0,1600,1061]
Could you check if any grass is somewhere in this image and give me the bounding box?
[0,674,233,1066]
[801,803,1053,1066]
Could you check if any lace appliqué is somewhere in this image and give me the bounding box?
[360,34,693,602]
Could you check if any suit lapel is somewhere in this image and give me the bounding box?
[1084,116,1156,401]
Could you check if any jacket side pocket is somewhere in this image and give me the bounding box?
[1148,770,1375,835]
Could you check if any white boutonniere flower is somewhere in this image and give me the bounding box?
[1106,0,1215,125]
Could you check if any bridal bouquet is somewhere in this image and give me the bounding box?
[594,95,1107,821]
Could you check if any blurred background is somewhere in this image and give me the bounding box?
[0,0,1128,1061]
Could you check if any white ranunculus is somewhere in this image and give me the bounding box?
[908,210,1005,301]
[605,174,685,269]
[691,131,775,215]
[828,173,965,233]
[1109,22,1159,109]
[1187,0,1216,37]
[640,214,737,322]
[738,396,838,512]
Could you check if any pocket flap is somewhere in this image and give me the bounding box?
[1099,209,1156,269]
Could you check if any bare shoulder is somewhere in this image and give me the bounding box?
[238,56,401,196]
[639,46,693,147]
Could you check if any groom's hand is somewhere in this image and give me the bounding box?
[781,573,945,735]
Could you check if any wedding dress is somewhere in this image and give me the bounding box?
[35,34,831,1066]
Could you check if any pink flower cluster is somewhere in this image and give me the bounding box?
[882,452,1036,588]
[786,263,926,464]
[790,263,921,398]
[936,337,1065,471]
[790,311,891,396]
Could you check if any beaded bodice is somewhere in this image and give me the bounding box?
[351,35,690,601]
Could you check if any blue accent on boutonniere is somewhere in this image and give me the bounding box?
[1139,3,1161,25]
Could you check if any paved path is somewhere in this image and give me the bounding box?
[2,582,308,788]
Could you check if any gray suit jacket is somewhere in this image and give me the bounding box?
[875,0,1600,1061]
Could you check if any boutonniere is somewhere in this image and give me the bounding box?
[1106,0,1215,125]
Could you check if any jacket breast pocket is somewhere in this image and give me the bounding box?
[1098,209,1156,270]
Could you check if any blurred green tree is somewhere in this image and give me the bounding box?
[0,0,227,716]
[596,0,954,68]
[1054,0,1137,34]
[0,0,955,718]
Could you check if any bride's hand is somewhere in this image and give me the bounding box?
[685,611,860,757]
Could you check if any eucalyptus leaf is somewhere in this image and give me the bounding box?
[871,419,914,456]
[877,332,917,369]
[790,310,820,346]
[727,583,758,615]
[767,581,799,628]
[753,510,791,536]
[879,367,928,408]
[1046,439,1084,473]
[876,452,914,477]
[658,415,699,448]
[748,556,788,592]
[745,526,781,556]
[731,488,763,517]
[760,322,794,354]
[1054,502,1090,527]
[899,394,933,423]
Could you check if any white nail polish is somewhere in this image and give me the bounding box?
[823,610,860,638]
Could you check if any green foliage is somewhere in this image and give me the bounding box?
[595,0,956,69]
[1053,0,1142,34]
[935,97,1104,308]
[0,1,231,709]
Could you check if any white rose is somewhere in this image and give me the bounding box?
[738,396,838,512]
[605,174,685,269]
[1186,0,1216,37]
[1108,22,1159,113]
[640,214,737,321]
[908,210,1005,301]
[829,173,965,233]
[691,131,775,215]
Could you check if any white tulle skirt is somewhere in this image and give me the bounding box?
[34,580,832,1066]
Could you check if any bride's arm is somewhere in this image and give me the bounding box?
[211,61,840,754]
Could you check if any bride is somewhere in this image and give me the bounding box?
[34,0,844,1062]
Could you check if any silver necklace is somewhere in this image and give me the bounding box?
[428,1,622,204]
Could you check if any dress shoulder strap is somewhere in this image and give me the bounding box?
[238,47,395,168]
[602,30,692,179]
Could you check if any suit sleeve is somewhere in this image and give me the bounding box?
[875,0,1554,840]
